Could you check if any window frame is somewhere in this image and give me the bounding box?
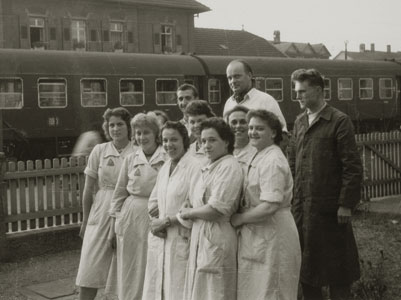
[71,19,86,43]
[208,78,221,104]
[379,78,393,99]
[338,78,353,101]
[254,77,266,92]
[0,77,24,109]
[37,77,67,109]
[155,78,178,106]
[119,78,145,107]
[359,78,374,100]
[161,25,173,53]
[265,77,283,102]
[80,78,108,108]
[324,78,331,101]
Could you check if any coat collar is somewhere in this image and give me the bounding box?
[134,145,166,166]
[103,141,134,158]
[299,104,333,130]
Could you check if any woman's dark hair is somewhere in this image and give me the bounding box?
[200,117,235,154]
[102,107,132,141]
[184,100,216,118]
[161,121,190,151]
[153,110,170,126]
[246,109,283,145]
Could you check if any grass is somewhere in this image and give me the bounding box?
[0,211,400,299]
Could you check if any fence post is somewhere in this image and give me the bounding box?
[0,152,8,261]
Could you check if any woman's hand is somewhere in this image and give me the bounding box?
[149,205,159,218]
[230,213,243,227]
[179,207,193,220]
[79,222,87,239]
[150,218,169,238]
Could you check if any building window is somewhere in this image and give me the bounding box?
[110,22,123,50]
[81,79,107,107]
[338,78,353,100]
[379,78,393,99]
[0,78,23,109]
[266,78,283,102]
[30,17,45,49]
[72,20,86,49]
[324,78,331,101]
[161,25,173,53]
[208,79,221,104]
[38,78,67,108]
[120,79,144,106]
[155,79,178,105]
[359,78,373,100]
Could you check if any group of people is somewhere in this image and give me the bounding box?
[75,59,363,300]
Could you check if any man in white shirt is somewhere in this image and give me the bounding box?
[223,59,288,133]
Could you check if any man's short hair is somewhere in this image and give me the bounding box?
[177,83,199,98]
[229,59,253,76]
[185,100,215,118]
[291,68,325,90]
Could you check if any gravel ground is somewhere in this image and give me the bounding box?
[1,211,400,300]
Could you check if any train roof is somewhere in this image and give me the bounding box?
[197,55,401,77]
[0,49,206,77]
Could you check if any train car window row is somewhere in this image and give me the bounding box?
[38,78,67,108]
[379,78,393,99]
[359,78,374,100]
[80,78,107,107]
[155,79,178,105]
[208,78,221,104]
[120,79,145,106]
[0,78,23,109]
[266,78,283,102]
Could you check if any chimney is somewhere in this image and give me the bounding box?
[359,43,365,52]
[273,30,281,44]
[387,45,391,53]
[370,43,375,52]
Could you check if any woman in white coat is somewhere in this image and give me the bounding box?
[108,112,167,300]
[180,117,243,300]
[231,109,301,300]
[142,121,202,300]
[76,107,135,300]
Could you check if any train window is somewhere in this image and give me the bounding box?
[208,79,221,104]
[0,78,23,109]
[80,79,107,107]
[266,78,283,102]
[155,79,178,105]
[120,79,144,106]
[38,78,67,108]
[338,78,353,100]
[379,78,393,99]
[255,77,265,92]
[324,78,331,101]
[359,78,373,100]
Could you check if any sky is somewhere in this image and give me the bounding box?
[194,0,401,58]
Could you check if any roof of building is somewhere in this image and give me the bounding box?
[333,50,401,61]
[272,41,331,59]
[193,28,287,57]
[107,0,210,12]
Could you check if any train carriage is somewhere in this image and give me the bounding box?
[1,49,400,160]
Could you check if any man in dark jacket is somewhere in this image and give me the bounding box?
[290,69,363,300]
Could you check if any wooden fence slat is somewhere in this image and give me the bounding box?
[17,161,27,231]
[4,207,83,223]
[44,159,53,227]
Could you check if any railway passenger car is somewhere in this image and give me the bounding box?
[0,49,400,160]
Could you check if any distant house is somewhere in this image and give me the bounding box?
[333,43,401,61]
[0,0,210,54]
[271,30,331,59]
[193,28,287,57]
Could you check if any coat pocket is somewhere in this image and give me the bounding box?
[174,235,190,261]
[239,224,268,264]
[197,235,223,274]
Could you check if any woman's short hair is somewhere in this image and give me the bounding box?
[246,109,283,145]
[161,121,190,151]
[200,117,235,154]
[224,105,250,121]
[102,107,132,141]
[131,112,161,144]
[184,100,216,118]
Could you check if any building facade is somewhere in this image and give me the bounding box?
[0,0,209,53]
